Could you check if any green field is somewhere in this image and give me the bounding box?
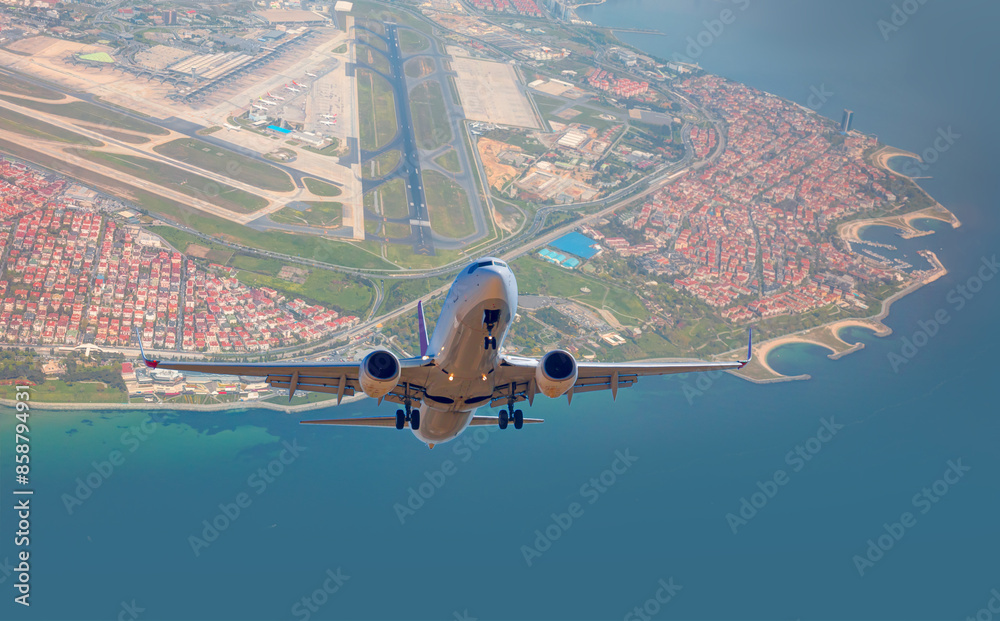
[404,58,432,79]
[376,177,409,218]
[363,149,401,179]
[87,125,151,144]
[270,201,342,227]
[236,269,374,316]
[384,245,463,269]
[303,177,343,197]
[433,149,461,173]
[227,253,286,276]
[0,96,168,134]
[409,81,451,150]
[358,44,391,75]
[27,380,127,404]
[0,106,103,146]
[69,149,268,213]
[357,69,397,151]
[153,138,294,192]
[512,256,649,323]
[399,30,429,54]
[0,73,65,100]
[422,170,474,239]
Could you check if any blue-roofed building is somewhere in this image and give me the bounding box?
[550,231,600,259]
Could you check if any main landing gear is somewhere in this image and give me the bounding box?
[500,384,523,429]
[396,383,420,430]
[395,408,420,430]
[498,407,523,430]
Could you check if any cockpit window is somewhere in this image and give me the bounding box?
[469,260,494,274]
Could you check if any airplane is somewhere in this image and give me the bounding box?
[305,72,318,78]
[252,105,269,111]
[292,80,307,89]
[258,98,276,107]
[321,113,335,119]
[285,85,301,93]
[135,258,752,448]
[321,120,335,126]
[267,91,286,101]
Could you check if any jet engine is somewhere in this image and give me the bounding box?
[358,350,400,399]
[535,349,578,398]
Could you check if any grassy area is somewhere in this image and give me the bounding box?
[512,256,649,323]
[85,125,150,144]
[358,44,391,75]
[363,149,401,179]
[399,30,429,54]
[422,170,474,239]
[0,106,103,146]
[236,268,374,316]
[0,96,168,135]
[410,81,451,151]
[0,72,65,100]
[303,177,343,197]
[68,149,268,214]
[433,149,461,173]
[153,138,294,192]
[269,201,342,227]
[333,43,348,54]
[381,273,453,310]
[377,177,409,218]
[384,245,463,269]
[227,254,286,276]
[447,76,461,106]
[404,58,433,79]
[357,68,398,151]
[27,380,127,404]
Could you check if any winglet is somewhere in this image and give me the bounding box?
[417,300,430,358]
[133,327,159,368]
[738,328,753,368]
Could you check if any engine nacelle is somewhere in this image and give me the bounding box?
[358,350,400,399]
[535,349,578,398]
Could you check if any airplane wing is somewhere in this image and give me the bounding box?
[491,331,752,406]
[133,328,425,405]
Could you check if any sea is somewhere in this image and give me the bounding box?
[3,1,999,619]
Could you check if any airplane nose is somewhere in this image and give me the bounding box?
[477,269,509,300]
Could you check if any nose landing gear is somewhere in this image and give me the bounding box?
[484,309,500,350]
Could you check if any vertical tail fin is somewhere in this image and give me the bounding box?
[417,300,430,357]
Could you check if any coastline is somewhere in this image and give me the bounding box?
[722,250,947,384]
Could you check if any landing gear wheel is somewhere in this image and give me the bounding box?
[491,337,497,350]
[485,336,491,350]
[395,410,405,430]
[513,409,523,430]
[499,409,509,430]
[410,409,420,431]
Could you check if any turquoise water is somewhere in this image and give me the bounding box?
[4,1,1000,619]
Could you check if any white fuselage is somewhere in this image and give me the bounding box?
[404,259,518,445]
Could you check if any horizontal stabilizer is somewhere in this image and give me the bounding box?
[301,416,400,427]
